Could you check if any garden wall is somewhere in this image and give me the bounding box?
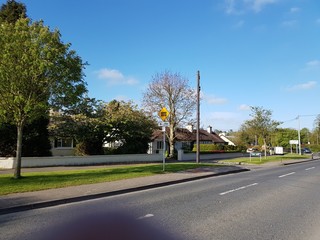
[0,153,162,169]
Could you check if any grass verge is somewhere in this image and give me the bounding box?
[0,163,218,196]
[221,154,310,165]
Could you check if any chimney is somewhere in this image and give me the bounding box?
[207,125,212,134]
[186,124,194,132]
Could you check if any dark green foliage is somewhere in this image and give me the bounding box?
[75,141,104,156]
[104,100,157,154]
[22,117,52,157]
[0,123,16,157]
[192,144,244,153]
[0,117,52,157]
[192,144,225,152]
[306,144,320,153]
[0,0,27,24]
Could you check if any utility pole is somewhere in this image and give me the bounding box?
[297,115,302,155]
[196,71,200,163]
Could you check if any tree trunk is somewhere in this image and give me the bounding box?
[263,138,267,159]
[14,123,23,179]
[169,124,175,158]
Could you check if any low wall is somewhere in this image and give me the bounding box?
[177,150,246,161]
[0,154,162,169]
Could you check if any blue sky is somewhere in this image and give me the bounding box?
[5,0,320,131]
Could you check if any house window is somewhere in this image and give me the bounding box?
[182,142,192,151]
[55,138,74,148]
[156,141,163,150]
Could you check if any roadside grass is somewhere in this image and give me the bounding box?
[0,163,218,195]
[221,154,309,165]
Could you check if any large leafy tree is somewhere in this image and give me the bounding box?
[0,1,52,158]
[142,71,196,158]
[49,97,106,156]
[104,100,157,154]
[243,106,281,158]
[313,114,320,145]
[272,128,299,148]
[0,18,87,178]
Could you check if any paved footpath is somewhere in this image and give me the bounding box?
[0,158,317,215]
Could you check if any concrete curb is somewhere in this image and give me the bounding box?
[0,168,249,216]
[282,158,320,165]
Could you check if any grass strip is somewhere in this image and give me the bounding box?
[0,163,217,195]
[221,154,310,165]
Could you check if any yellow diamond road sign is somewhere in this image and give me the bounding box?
[159,107,169,121]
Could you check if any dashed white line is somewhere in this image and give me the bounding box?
[219,183,258,196]
[279,172,295,178]
[137,214,154,220]
[305,167,315,171]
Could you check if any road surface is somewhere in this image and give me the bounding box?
[1,160,320,240]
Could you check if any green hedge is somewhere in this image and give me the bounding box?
[191,144,246,153]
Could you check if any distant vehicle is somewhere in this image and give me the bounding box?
[250,151,262,157]
[247,148,261,156]
[246,148,259,153]
[302,147,312,154]
[274,146,283,155]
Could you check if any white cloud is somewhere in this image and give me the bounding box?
[234,20,245,28]
[225,0,240,15]
[306,60,320,67]
[247,0,278,13]
[302,60,320,71]
[202,93,228,105]
[114,95,130,101]
[225,0,278,14]
[95,68,139,85]
[290,7,300,13]
[203,111,244,130]
[281,20,298,28]
[287,81,317,91]
[238,104,251,111]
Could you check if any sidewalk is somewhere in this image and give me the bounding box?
[0,158,318,215]
[0,165,248,215]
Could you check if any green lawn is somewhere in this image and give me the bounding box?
[0,163,217,196]
[221,154,310,165]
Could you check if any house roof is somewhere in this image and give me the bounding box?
[152,127,226,144]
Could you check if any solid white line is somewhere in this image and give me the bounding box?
[279,172,295,178]
[305,167,315,171]
[219,183,258,196]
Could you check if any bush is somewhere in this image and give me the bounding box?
[192,144,225,152]
[305,144,320,153]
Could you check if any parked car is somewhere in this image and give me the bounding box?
[302,147,312,154]
[246,148,259,153]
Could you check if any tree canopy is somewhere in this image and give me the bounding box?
[0,0,26,24]
[103,100,157,154]
[142,71,196,158]
[242,106,281,158]
[0,17,87,178]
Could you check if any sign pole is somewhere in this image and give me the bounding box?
[158,107,169,171]
[163,125,166,171]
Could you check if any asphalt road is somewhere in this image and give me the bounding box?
[1,160,320,240]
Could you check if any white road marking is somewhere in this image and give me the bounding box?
[305,167,315,171]
[279,172,295,178]
[219,183,258,196]
[137,214,154,220]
